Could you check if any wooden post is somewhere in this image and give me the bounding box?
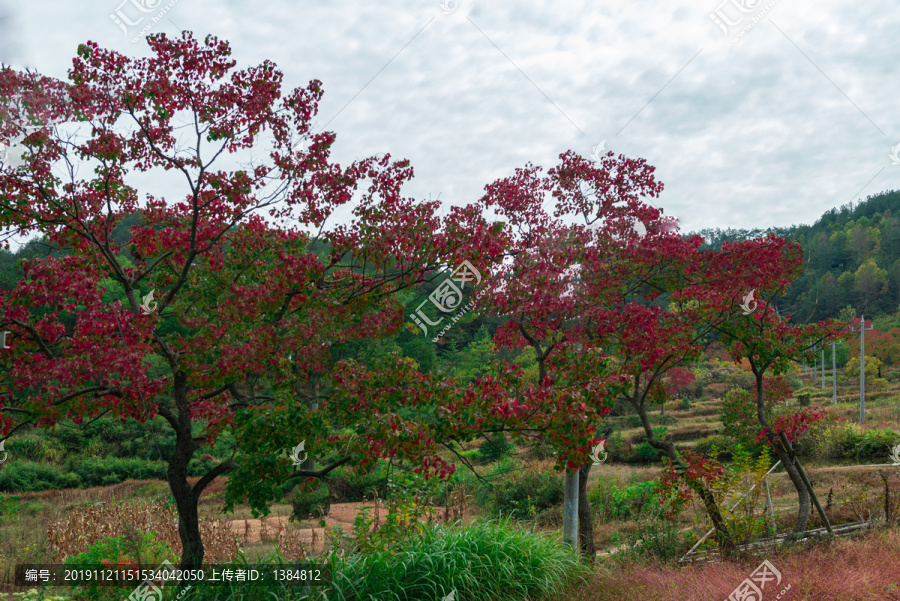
[764,475,777,537]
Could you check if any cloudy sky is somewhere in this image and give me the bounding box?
[2,0,899,234]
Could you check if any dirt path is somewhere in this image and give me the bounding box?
[231,500,454,554]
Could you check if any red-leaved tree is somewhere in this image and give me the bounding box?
[0,34,510,568]
[701,234,847,534]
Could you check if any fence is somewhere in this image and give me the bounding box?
[679,461,899,564]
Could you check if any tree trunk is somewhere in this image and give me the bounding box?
[631,382,735,554]
[770,436,810,533]
[577,461,595,561]
[170,424,203,569]
[301,380,319,473]
[692,481,732,551]
[166,373,205,570]
[754,371,810,534]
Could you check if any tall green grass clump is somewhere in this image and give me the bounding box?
[327,518,590,601]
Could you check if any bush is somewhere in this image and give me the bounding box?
[6,437,45,462]
[328,463,389,502]
[291,481,331,521]
[588,477,659,521]
[67,457,167,487]
[611,510,692,564]
[807,422,900,461]
[723,369,756,390]
[490,469,564,520]
[605,431,635,463]
[694,435,738,460]
[855,427,900,460]
[528,438,556,460]
[479,432,513,462]
[634,441,661,463]
[48,416,175,460]
[63,532,176,601]
[0,461,71,492]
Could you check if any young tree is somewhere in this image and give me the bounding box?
[0,34,507,568]
[471,149,665,557]
[704,235,847,534]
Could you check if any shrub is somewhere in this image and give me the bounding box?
[622,415,642,428]
[838,423,866,457]
[855,427,900,460]
[694,434,738,460]
[67,457,167,487]
[611,510,692,564]
[721,389,757,442]
[588,478,659,521]
[605,431,635,463]
[291,481,331,521]
[63,532,176,601]
[634,441,661,463]
[720,389,771,458]
[843,355,882,382]
[490,469,564,520]
[723,369,756,390]
[872,378,890,389]
[6,437,45,462]
[333,463,389,502]
[528,438,556,460]
[479,432,513,462]
[0,461,70,492]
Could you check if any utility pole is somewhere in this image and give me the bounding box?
[821,348,825,389]
[831,340,848,405]
[850,315,874,422]
[813,355,817,385]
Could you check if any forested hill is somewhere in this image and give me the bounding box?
[691,189,900,324]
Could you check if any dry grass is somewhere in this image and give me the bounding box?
[556,527,900,601]
[46,498,240,564]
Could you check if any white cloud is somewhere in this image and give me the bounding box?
[4,0,899,235]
